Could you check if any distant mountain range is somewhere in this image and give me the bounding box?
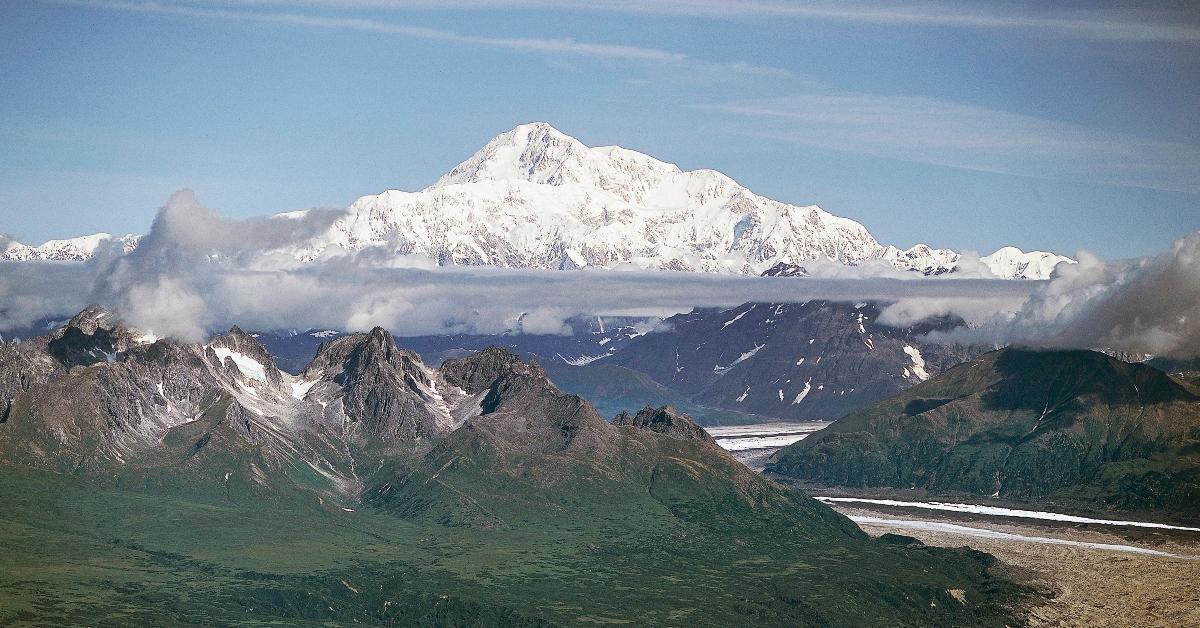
[239,296,984,425]
[0,232,139,261]
[606,299,985,422]
[1,122,1072,279]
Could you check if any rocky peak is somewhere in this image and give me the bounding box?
[302,328,445,440]
[46,305,143,368]
[59,305,119,336]
[207,326,284,386]
[439,347,612,454]
[612,405,715,443]
[439,346,546,396]
[761,262,808,277]
[304,327,425,382]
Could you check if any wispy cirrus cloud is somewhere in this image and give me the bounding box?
[190,0,1200,44]
[49,0,790,76]
[698,93,1200,195]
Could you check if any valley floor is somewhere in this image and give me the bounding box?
[712,423,1200,628]
[840,504,1200,628]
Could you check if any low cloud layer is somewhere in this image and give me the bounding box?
[934,231,1200,358]
[1,191,1198,358]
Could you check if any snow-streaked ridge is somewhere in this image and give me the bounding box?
[1,233,139,262]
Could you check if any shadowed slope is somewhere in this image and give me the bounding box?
[769,348,1200,519]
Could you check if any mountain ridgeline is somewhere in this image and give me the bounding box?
[768,348,1200,520]
[607,296,983,422]
[0,306,1032,626]
[3,123,1071,279]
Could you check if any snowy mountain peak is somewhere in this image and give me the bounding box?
[980,246,1075,280]
[434,122,590,189]
[1,124,1072,279]
[430,122,714,207]
[0,232,139,262]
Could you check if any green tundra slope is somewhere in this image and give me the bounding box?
[769,348,1200,520]
[0,313,1033,626]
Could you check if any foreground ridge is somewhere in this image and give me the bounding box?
[0,307,1034,626]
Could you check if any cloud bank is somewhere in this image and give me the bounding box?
[1,191,1198,358]
[934,231,1200,358]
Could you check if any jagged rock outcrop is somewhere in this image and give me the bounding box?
[439,346,612,455]
[0,307,359,497]
[440,345,541,394]
[303,327,462,440]
[613,405,715,443]
[45,305,151,368]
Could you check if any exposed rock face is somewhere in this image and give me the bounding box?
[760,262,808,277]
[611,300,983,421]
[45,305,150,368]
[612,405,715,443]
[769,348,1200,519]
[304,327,460,440]
[207,326,285,386]
[440,345,542,394]
[441,346,612,454]
[0,307,362,496]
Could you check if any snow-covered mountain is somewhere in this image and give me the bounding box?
[979,246,1075,280]
[2,123,1072,278]
[1,232,139,262]
[291,123,1070,277]
[292,123,883,273]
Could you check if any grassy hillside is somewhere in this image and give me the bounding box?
[769,348,1200,521]
[0,339,1034,626]
[0,459,1029,627]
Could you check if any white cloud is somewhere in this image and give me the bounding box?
[4,192,1198,359]
[931,231,1200,358]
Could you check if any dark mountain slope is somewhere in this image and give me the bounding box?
[610,300,981,421]
[358,350,1031,625]
[0,312,1035,625]
[769,348,1200,519]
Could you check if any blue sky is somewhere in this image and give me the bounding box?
[1,0,1198,259]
